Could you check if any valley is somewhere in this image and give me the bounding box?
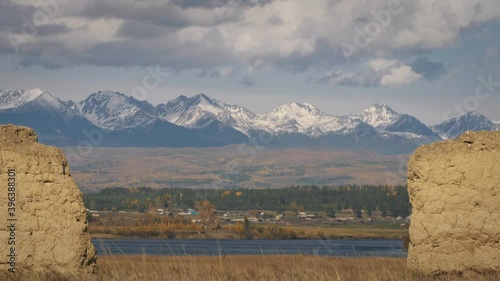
[70,146,408,191]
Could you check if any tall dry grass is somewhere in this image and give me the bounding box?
[1,255,498,281]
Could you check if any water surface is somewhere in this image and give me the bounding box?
[93,238,406,257]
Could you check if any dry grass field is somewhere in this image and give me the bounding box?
[68,146,409,191]
[283,225,408,239]
[2,255,498,281]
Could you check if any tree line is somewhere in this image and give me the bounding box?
[84,185,411,218]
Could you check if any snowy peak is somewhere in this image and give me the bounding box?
[357,103,399,127]
[431,111,496,140]
[267,102,326,118]
[161,93,222,112]
[192,93,219,106]
[258,102,344,137]
[0,88,59,110]
[353,103,438,137]
[78,90,156,130]
[158,94,256,133]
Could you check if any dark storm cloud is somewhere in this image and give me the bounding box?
[410,57,446,80]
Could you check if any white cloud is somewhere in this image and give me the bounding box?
[1,0,500,71]
[368,59,399,72]
[319,58,422,88]
[380,64,421,87]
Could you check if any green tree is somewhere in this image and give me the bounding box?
[326,208,336,218]
[243,217,253,239]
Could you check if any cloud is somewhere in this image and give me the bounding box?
[36,24,70,36]
[239,76,256,87]
[318,59,422,88]
[379,64,422,87]
[410,57,446,80]
[197,66,235,78]
[1,0,499,74]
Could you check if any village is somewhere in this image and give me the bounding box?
[88,207,411,229]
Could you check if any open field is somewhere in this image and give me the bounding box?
[3,255,498,281]
[68,146,409,191]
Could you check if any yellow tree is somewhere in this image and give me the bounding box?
[194,200,216,228]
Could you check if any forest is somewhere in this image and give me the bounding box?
[83,185,411,218]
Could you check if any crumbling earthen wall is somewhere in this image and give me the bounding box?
[0,124,96,275]
[407,131,500,274]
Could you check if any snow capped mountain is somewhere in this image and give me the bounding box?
[0,88,84,121]
[257,102,346,137]
[0,88,100,145]
[0,88,62,110]
[431,112,497,140]
[157,93,257,134]
[356,103,399,127]
[356,104,437,137]
[158,97,352,137]
[78,91,157,130]
[2,88,499,152]
[0,88,45,109]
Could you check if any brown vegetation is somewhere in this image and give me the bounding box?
[88,211,407,240]
[2,255,498,281]
[70,146,408,191]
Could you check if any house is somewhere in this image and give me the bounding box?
[247,217,259,222]
[337,217,354,223]
[297,212,307,218]
[86,209,100,218]
[179,208,199,215]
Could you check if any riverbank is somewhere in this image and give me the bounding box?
[89,223,408,240]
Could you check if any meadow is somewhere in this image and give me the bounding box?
[3,255,497,281]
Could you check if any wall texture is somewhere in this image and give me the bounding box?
[407,131,500,274]
[0,124,96,275]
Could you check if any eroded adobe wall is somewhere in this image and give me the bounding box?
[407,131,500,274]
[0,124,96,275]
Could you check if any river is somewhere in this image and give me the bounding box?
[92,238,406,257]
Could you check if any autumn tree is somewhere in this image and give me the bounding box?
[194,200,216,228]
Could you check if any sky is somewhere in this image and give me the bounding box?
[1,0,500,125]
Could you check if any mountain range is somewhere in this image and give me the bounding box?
[1,88,498,154]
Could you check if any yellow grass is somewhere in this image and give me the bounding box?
[283,225,408,239]
[2,255,498,281]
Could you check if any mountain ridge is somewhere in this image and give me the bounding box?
[1,88,498,153]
